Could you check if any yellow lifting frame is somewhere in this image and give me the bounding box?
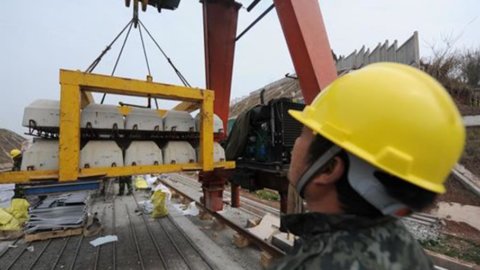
[0,70,234,184]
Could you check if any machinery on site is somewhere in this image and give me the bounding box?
[0,0,338,213]
[225,97,304,212]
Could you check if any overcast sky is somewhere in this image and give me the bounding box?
[1,0,479,135]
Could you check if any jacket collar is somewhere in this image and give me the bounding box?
[280,212,394,237]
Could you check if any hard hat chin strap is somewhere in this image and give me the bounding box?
[295,145,410,217]
[295,145,342,198]
[347,153,410,217]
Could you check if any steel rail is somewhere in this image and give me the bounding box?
[5,245,26,270]
[28,239,52,270]
[156,218,195,270]
[164,214,217,270]
[131,193,169,269]
[69,235,84,270]
[50,237,70,270]
[159,179,285,258]
[112,198,117,270]
[93,206,107,270]
[125,204,145,270]
[0,237,21,259]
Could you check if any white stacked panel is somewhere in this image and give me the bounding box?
[22,99,60,128]
[125,141,163,166]
[125,108,163,131]
[81,104,124,129]
[80,141,123,168]
[163,110,194,132]
[21,139,59,171]
[162,141,196,164]
[196,142,226,163]
[195,113,224,133]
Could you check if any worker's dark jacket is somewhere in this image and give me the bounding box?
[272,212,433,270]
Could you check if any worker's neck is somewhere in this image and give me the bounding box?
[305,191,343,214]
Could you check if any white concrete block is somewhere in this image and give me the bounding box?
[163,111,194,132]
[162,141,196,164]
[196,142,226,162]
[81,104,124,130]
[125,141,163,166]
[80,141,123,168]
[125,108,163,131]
[21,139,59,171]
[22,99,60,128]
[195,113,224,133]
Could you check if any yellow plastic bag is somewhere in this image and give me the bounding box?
[7,199,30,224]
[0,208,20,231]
[0,208,13,225]
[151,190,168,218]
[135,177,149,190]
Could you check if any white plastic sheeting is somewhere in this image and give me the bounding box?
[21,139,59,171]
[194,113,224,133]
[125,141,163,166]
[163,111,194,132]
[162,141,196,164]
[81,104,124,130]
[0,184,15,208]
[125,107,163,131]
[22,99,60,128]
[80,141,123,168]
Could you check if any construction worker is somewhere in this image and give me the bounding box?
[273,63,465,269]
[118,175,133,196]
[10,149,22,171]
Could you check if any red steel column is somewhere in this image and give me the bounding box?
[201,0,240,212]
[202,0,241,131]
[273,0,337,104]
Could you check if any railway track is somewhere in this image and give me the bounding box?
[159,174,285,258]
[0,191,220,270]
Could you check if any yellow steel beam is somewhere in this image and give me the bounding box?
[60,70,208,101]
[59,84,81,181]
[199,90,215,171]
[0,69,233,184]
[0,162,235,184]
[173,101,200,112]
[0,170,59,184]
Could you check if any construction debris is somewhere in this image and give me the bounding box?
[89,235,118,247]
[25,191,89,234]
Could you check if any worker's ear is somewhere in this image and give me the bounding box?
[311,156,345,185]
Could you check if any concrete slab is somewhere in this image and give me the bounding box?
[22,99,60,128]
[81,104,123,130]
[21,139,59,171]
[163,111,195,132]
[80,140,123,168]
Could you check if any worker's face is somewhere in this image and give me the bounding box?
[288,126,315,186]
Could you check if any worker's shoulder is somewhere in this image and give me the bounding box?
[320,220,432,269]
[274,220,433,270]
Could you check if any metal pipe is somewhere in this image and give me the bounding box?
[246,0,261,12]
[235,3,275,42]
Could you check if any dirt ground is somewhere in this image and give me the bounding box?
[434,176,480,207]
[239,189,280,210]
[442,220,480,245]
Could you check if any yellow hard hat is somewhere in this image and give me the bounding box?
[10,149,21,158]
[289,63,465,194]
